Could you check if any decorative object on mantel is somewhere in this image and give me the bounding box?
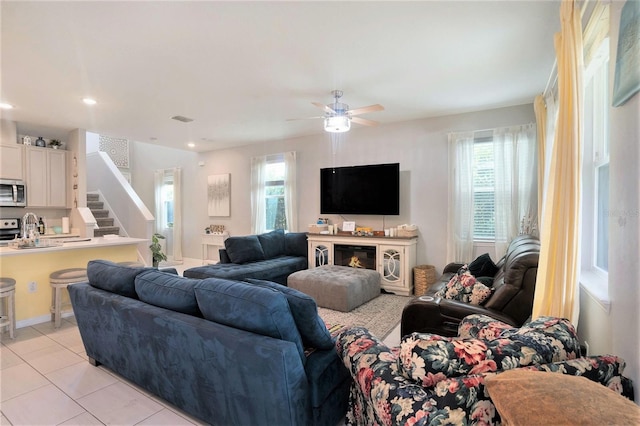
[397,224,418,237]
[35,137,46,147]
[612,0,640,107]
[207,174,230,217]
[22,136,31,145]
[342,221,356,232]
[49,139,62,149]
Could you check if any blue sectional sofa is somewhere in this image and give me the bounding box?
[184,229,308,285]
[69,260,350,426]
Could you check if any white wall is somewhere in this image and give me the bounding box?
[188,104,535,272]
[129,104,534,270]
[605,0,639,400]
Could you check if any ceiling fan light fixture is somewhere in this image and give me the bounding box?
[324,116,350,133]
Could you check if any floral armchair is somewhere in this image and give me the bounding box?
[336,314,634,425]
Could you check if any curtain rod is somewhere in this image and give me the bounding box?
[448,122,535,137]
[542,0,593,98]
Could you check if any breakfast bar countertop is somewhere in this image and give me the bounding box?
[0,236,147,257]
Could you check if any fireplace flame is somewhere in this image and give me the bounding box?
[348,256,364,268]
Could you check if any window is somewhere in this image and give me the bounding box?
[583,39,610,274]
[251,151,297,234]
[160,174,174,229]
[264,158,287,230]
[473,139,495,239]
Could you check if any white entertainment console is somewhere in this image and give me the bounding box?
[307,234,417,296]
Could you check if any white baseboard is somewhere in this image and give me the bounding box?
[16,312,74,329]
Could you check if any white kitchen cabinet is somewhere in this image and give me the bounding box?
[25,147,68,208]
[0,145,24,180]
[307,234,417,296]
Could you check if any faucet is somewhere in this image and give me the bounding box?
[22,212,38,238]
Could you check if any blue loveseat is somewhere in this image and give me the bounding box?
[184,229,308,285]
[69,260,350,426]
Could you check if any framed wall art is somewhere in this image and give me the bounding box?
[612,0,640,107]
[208,173,230,217]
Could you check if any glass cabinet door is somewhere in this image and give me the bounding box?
[380,246,403,284]
[311,242,332,267]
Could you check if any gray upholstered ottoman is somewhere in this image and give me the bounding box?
[287,265,380,312]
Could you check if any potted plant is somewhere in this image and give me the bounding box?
[49,139,62,149]
[149,233,167,267]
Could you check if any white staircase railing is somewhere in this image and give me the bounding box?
[86,151,155,265]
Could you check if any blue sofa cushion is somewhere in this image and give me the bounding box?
[224,235,266,264]
[245,278,334,350]
[87,259,154,298]
[184,256,308,285]
[285,232,308,257]
[257,229,286,259]
[135,270,202,316]
[194,279,305,361]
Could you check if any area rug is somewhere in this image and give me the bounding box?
[317,294,414,339]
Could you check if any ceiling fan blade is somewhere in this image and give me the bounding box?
[312,102,336,114]
[286,116,324,121]
[351,116,379,127]
[349,104,384,116]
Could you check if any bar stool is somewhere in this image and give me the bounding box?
[50,268,88,328]
[117,261,145,268]
[0,278,16,339]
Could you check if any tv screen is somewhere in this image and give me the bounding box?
[320,163,400,215]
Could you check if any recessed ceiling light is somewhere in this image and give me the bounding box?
[82,98,97,105]
[187,142,195,148]
[0,103,14,109]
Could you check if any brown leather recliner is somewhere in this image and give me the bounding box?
[401,235,540,337]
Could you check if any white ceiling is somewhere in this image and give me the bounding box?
[1,1,560,152]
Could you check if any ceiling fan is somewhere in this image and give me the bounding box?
[289,90,384,133]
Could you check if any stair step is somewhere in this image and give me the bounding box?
[87,201,104,209]
[91,209,109,218]
[87,193,100,202]
[94,226,120,237]
[96,217,114,227]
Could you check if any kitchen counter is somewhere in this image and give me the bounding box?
[0,236,147,324]
[0,236,147,256]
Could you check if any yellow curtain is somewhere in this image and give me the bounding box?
[532,0,583,323]
[534,94,547,226]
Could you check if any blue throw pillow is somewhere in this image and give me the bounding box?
[194,279,305,361]
[135,270,202,316]
[224,235,266,264]
[245,278,334,350]
[257,229,285,259]
[285,232,308,257]
[87,259,153,298]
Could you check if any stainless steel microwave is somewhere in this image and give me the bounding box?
[0,179,26,207]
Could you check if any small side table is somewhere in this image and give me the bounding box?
[201,232,229,264]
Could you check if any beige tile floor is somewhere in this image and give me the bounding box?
[0,258,401,425]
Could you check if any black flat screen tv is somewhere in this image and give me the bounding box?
[320,163,400,215]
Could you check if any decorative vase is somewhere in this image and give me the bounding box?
[35,137,46,147]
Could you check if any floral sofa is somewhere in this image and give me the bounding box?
[337,314,634,425]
